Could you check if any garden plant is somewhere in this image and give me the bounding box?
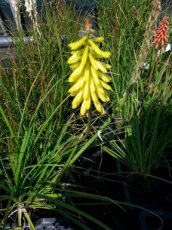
[0,0,172,229]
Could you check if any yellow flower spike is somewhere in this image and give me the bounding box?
[61,19,113,155]
[68,34,112,116]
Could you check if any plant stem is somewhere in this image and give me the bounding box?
[69,114,112,166]
[22,208,36,230]
[18,205,22,228]
[148,51,158,85]
[71,109,92,147]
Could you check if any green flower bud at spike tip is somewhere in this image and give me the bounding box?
[68,35,112,116]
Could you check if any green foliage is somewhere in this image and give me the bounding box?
[0,3,112,229]
[0,0,172,229]
[98,0,172,176]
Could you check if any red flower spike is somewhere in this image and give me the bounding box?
[153,16,169,53]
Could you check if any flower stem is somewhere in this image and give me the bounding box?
[148,50,158,85]
[71,109,92,146]
[58,109,92,155]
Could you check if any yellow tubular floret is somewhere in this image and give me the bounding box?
[89,53,99,70]
[83,80,90,100]
[91,67,101,86]
[88,39,111,58]
[88,39,104,55]
[71,48,84,55]
[68,46,89,82]
[70,62,80,70]
[100,107,106,115]
[105,95,110,101]
[92,37,104,42]
[97,90,107,102]
[80,100,87,116]
[70,90,79,97]
[80,46,89,69]
[100,80,112,90]
[84,62,90,82]
[72,90,83,109]
[69,35,88,50]
[94,100,105,114]
[68,67,83,82]
[68,78,84,93]
[98,72,111,82]
[68,54,81,64]
[85,97,91,110]
[102,63,112,69]
[96,86,106,95]
[90,77,96,93]
[96,61,107,73]
[91,91,99,103]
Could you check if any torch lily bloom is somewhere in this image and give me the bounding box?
[68,35,112,116]
[153,16,169,52]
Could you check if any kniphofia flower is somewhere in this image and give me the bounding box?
[153,16,169,52]
[67,35,112,116]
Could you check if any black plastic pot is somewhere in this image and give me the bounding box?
[6,218,72,230]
